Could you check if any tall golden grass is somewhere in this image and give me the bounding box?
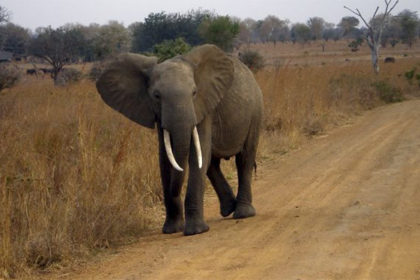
[0,80,163,277]
[1,56,419,277]
[258,58,418,156]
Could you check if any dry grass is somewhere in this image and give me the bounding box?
[0,79,162,277]
[1,46,419,278]
[238,40,420,69]
[256,58,420,159]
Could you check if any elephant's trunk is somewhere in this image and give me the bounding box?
[163,126,202,172]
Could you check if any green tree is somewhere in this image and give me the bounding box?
[0,23,30,56]
[238,18,261,44]
[323,24,342,42]
[131,10,210,52]
[291,23,311,45]
[153,37,191,62]
[397,10,418,48]
[93,21,130,59]
[198,16,239,51]
[348,38,364,51]
[338,16,360,37]
[29,26,85,80]
[75,23,101,62]
[379,15,401,47]
[307,17,326,40]
[131,12,173,52]
[258,15,289,44]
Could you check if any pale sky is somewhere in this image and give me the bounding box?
[2,0,419,31]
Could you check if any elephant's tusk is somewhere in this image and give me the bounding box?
[163,129,184,172]
[192,126,203,169]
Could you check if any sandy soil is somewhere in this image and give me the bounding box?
[43,100,420,280]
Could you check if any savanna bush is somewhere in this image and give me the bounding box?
[404,67,420,88]
[55,68,82,86]
[88,61,106,81]
[373,80,404,103]
[328,73,378,109]
[0,64,20,92]
[404,67,416,81]
[153,37,191,62]
[239,50,264,73]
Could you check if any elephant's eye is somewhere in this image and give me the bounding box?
[153,90,161,101]
[192,89,197,97]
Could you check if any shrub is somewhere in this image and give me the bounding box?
[348,38,363,52]
[328,73,378,109]
[390,39,399,47]
[198,16,239,52]
[153,38,191,62]
[404,67,416,81]
[373,80,404,103]
[88,61,106,81]
[239,50,264,73]
[55,68,82,86]
[0,64,20,93]
[303,117,324,136]
[404,67,420,88]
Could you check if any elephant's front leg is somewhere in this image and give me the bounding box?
[158,127,186,234]
[184,119,212,235]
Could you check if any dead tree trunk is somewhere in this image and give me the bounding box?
[345,0,399,74]
[367,33,380,74]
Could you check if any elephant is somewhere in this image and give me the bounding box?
[96,44,263,236]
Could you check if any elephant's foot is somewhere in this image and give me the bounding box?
[220,198,236,217]
[162,218,184,234]
[233,203,256,219]
[184,219,209,236]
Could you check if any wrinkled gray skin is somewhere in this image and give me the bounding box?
[96,45,263,235]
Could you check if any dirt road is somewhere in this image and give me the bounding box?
[49,100,420,280]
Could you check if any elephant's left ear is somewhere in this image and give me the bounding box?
[183,44,234,122]
[96,53,157,129]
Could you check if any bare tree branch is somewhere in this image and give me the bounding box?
[372,6,380,20]
[344,0,399,74]
[344,6,371,28]
[0,5,10,23]
[388,0,399,14]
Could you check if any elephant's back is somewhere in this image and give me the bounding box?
[211,58,263,158]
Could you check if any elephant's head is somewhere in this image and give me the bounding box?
[96,45,234,172]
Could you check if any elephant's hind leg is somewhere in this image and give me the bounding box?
[233,144,257,219]
[207,157,236,217]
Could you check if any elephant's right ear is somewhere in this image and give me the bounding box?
[96,53,158,129]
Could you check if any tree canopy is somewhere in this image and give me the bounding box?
[198,15,240,51]
[130,11,210,52]
[397,10,419,47]
[291,23,312,44]
[0,3,418,67]
[0,23,30,56]
[29,26,85,80]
